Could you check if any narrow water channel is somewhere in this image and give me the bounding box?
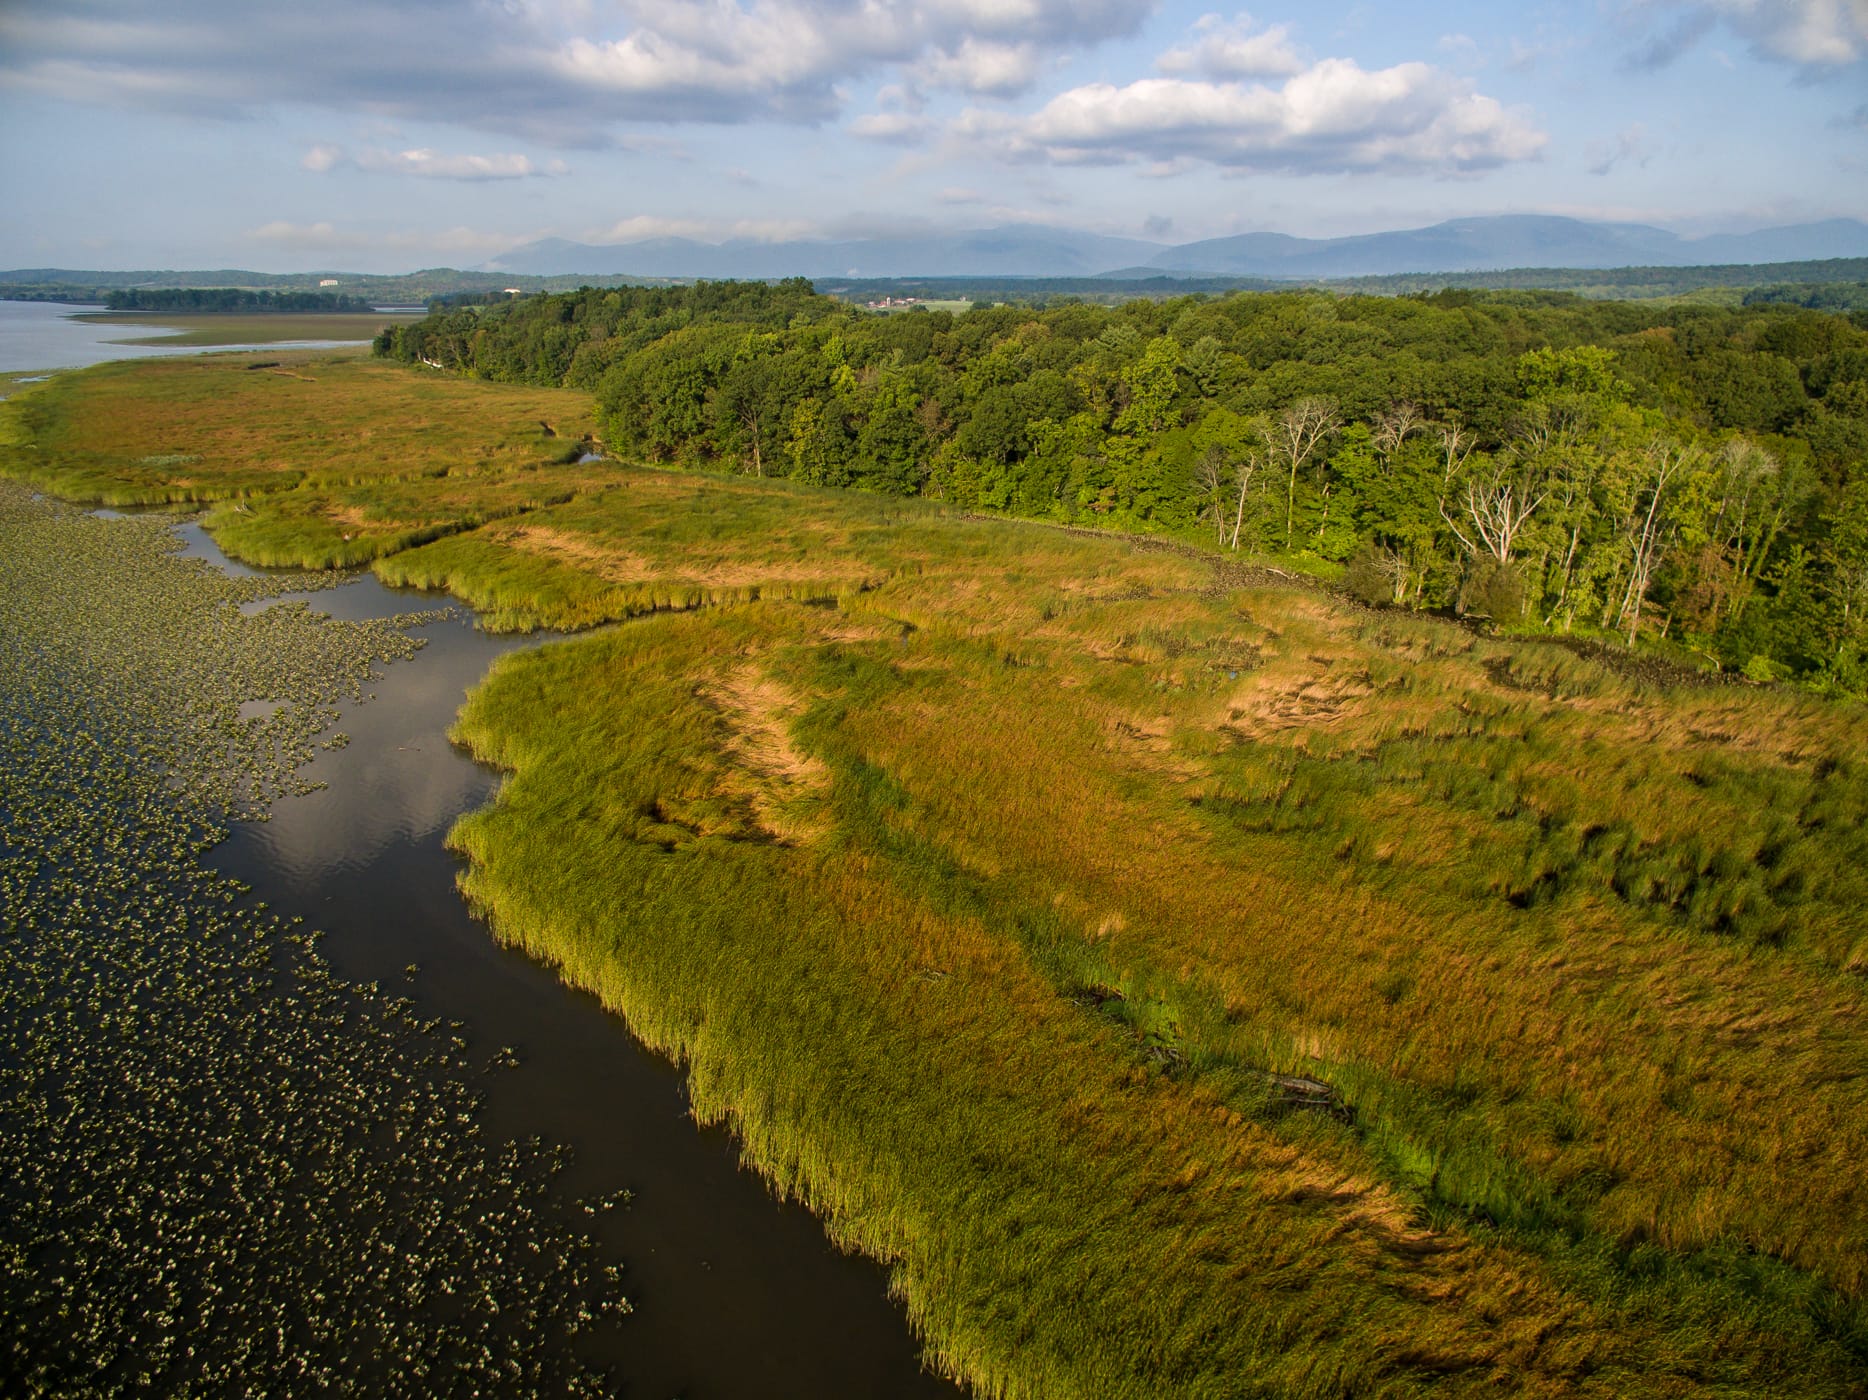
[194,550,960,1396]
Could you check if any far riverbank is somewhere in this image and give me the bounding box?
[0,299,405,373]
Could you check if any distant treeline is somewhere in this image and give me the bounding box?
[102,289,377,313]
[824,259,1868,310]
[0,284,107,304]
[825,274,1291,307]
[376,279,1868,690]
[427,290,537,310]
[0,266,671,305]
[1331,257,1868,302]
[1744,282,1868,314]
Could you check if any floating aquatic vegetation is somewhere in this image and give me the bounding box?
[0,482,629,1396]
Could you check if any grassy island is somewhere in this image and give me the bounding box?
[4,346,1866,1396]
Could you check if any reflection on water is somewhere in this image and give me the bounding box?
[236,610,510,880]
[0,299,369,375]
[170,519,270,578]
[237,697,287,722]
[243,572,441,623]
[200,543,960,1397]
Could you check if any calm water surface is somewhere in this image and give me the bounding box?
[0,299,362,374]
[195,544,958,1397]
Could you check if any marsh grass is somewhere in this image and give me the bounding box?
[7,355,1867,1396]
[73,311,423,347]
[0,351,598,508]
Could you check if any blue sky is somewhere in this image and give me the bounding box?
[1,1,1864,271]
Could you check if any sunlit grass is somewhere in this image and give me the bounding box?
[0,350,598,505]
[7,354,1866,1396]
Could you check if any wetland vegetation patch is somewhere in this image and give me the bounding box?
[0,483,630,1395]
[6,352,1868,1397]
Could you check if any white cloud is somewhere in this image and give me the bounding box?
[874,82,927,114]
[917,37,1042,94]
[0,0,1157,141]
[585,214,820,244]
[1624,0,1868,71]
[535,0,1158,123]
[302,145,569,180]
[1714,0,1868,65]
[357,148,569,179]
[585,215,711,242]
[957,58,1547,175]
[248,221,526,255]
[850,111,935,142]
[1158,14,1303,79]
[1436,32,1483,66]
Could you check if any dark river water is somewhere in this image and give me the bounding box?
[189,543,959,1396]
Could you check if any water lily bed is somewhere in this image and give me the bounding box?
[0,483,629,1395]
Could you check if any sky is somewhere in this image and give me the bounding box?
[1,0,1864,272]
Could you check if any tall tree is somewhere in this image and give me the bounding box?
[1611,436,1700,646]
[1274,397,1340,551]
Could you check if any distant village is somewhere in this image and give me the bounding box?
[862,294,923,310]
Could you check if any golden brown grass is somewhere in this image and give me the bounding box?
[0,350,599,506]
[73,311,424,347]
[7,354,1866,1396]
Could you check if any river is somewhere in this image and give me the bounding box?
[0,489,956,1390]
[3,493,957,1396]
[0,299,365,374]
[2,296,960,1391]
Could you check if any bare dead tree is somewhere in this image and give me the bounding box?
[1440,458,1550,565]
[1372,401,1423,468]
[1435,417,1474,496]
[1510,397,1590,457]
[1194,443,1272,551]
[1230,445,1268,551]
[1194,446,1229,546]
[1613,436,1699,646]
[1832,554,1868,639]
[1365,545,1411,604]
[1543,449,1601,630]
[1276,397,1340,551]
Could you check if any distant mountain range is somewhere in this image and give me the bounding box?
[482,226,1166,280]
[480,216,1868,282]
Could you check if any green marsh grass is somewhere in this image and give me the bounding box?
[7,354,1867,1395]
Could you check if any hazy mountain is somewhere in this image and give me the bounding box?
[1145,217,1682,278]
[1144,216,1868,279]
[1681,219,1868,266]
[482,225,1167,279]
[480,215,1868,281]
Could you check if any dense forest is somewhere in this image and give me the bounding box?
[102,288,377,313]
[1745,282,1868,314]
[376,280,1868,693]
